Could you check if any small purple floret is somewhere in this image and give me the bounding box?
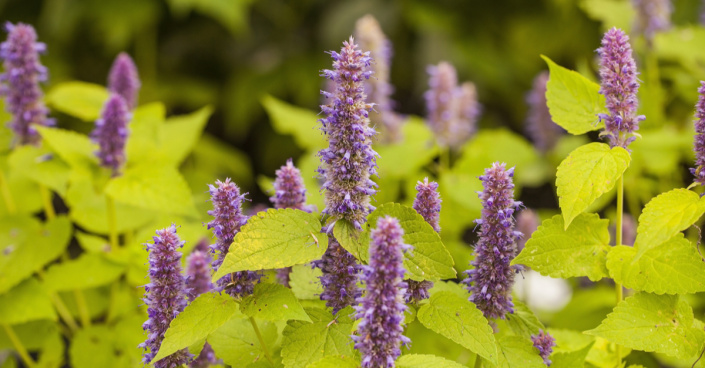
[91,94,130,174]
[108,52,140,110]
[526,72,563,153]
[353,216,410,368]
[532,330,556,366]
[691,82,705,187]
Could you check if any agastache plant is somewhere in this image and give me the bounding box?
[353,216,410,368]
[531,330,556,366]
[207,178,261,298]
[405,177,441,304]
[597,28,644,149]
[185,243,217,368]
[526,72,563,153]
[463,162,522,320]
[691,81,705,187]
[0,22,54,146]
[91,94,130,175]
[632,0,672,43]
[108,52,140,110]
[140,225,191,368]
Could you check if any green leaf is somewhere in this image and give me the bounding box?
[261,95,325,150]
[212,209,327,280]
[240,283,311,322]
[633,188,705,260]
[585,293,705,359]
[579,0,635,31]
[152,293,242,362]
[0,216,72,294]
[69,326,118,368]
[306,355,361,368]
[493,335,546,368]
[335,203,456,281]
[290,265,323,300]
[505,300,544,339]
[607,234,705,294]
[551,341,593,368]
[512,213,611,281]
[556,143,630,228]
[0,278,56,324]
[43,253,125,292]
[208,317,278,367]
[281,307,356,368]
[125,102,166,165]
[157,106,213,165]
[8,145,71,196]
[417,292,497,365]
[105,164,197,216]
[541,55,606,134]
[585,336,630,368]
[36,330,64,368]
[0,320,58,350]
[375,117,438,179]
[396,354,468,368]
[45,82,109,122]
[36,127,97,169]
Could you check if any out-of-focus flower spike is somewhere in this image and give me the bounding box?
[532,330,556,366]
[91,94,130,175]
[526,72,563,153]
[108,52,140,110]
[632,0,672,44]
[691,82,705,188]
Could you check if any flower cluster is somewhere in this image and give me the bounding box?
[597,28,644,148]
[140,225,191,368]
[463,162,523,320]
[526,72,563,153]
[0,22,54,146]
[354,216,410,368]
[108,52,140,110]
[531,330,556,366]
[632,0,672,43]
[405,178,441,304]
[319,238,360,313]
[691,81,705,187]
[207,178,261,298]
[91,94,130,174]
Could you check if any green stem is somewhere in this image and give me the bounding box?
[249,317,273,364]
[73,290,91,327]
[2,323,36,368]
[39,185,55,220]
[0,170,16,214]
[106,196,118,253]
[615,175,624,366]
[50,293,79,333]
[473,354,482,368]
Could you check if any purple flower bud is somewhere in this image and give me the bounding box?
[91,94,129,174]
[318,237,360,314]
[526,72,563,152]
[139,225,192,368]
[531,330,556,366]
[632,0,672,43]
[354,15,403,143]
[516,209,540,253]
[353,216,410,368]
[207,179,261,298]
[462,162,522,320]
[108,52,140,110]
[185,241,217,368]
[271,158,313,212]
[691,82,705,187]
[597,28,644,148]
[0,22,54,146]
[318,36,378,230]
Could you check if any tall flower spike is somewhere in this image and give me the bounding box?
[462,162,523,320]
[355,14,403,143]
[185,243,217,368]
[405,178,441,304]
[0,22,54,146]
[91,94,130,174]
[526,72,563,153]
[353,216,410,368]
[597,28,645,149]
[139,225,191,368]
[318,36,378,229]
[449,81,480,149]
[207,178,261,298]
[108,52,140,110]
[532,330,556,366]
[425,62,459,149]
[691,82,705,188]
[319,238,360,313]
[632,0,672,43]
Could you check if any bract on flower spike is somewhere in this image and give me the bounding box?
[526,72,563,153]
[185,241,217,368]
[405,178,441,304]
[139,225,192,368]
[632,0,672,44]
[597,28,644,149]
[91,94,129,175]
[531,330,556,366]
[0,22,54,146]
[108,52,140,110]
[207,178,261,298]
[463,162,523,320]
[691,82,705,188]
[353,216,410,368]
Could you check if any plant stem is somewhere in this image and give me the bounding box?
[106,196,118,252]
[73,290,91,327]
[50,292,79,333]
[2,323,36,368]
[39,185,55,220]
[249,317,273,364]
[615,174,624,366]
[0,170,16,214]
[473,354,482,368]
[439,147,450,173]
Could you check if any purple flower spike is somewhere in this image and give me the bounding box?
[318,36,378,230]
[526,72,563,153]
[0,22,54,146]
[516,209,540,253]
[532,330,556,366]
[462,162,523,320]
[185,243,217,368]
[450,81,480,149]
[207,178,261,298]
[633,0,672,43]
[355,15,403,143]
[319,238,360,314]
[353,216,410,368]
[108,52,140,110]
[91,94,130,174]
[691,82,705,187]
[139,225,192,368]
[597,28,644,149]
[271,158,313,212]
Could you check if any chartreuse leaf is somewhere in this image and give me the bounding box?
[208,317,278,367]
[151,293,242,362]
[585,336,631,368]
[289,265,323,300]
[43,253,125,292]
[281,307,356,368]
[213,209,327,280]
[375,117,438,179]
[125,102,166,165]
[556,143,630,228]
[8,145,71,196]
[157,106,213,165]
[261,95,326,150]
[37,330,64,368]
[547,329,595,368]
[0,216,72,294]
[69,326,118,368]
[0,278,56,324]
[417,292,497,365]
[306,355,360,368]
[335,203,456,281]
[607,234,705,294]
[505,300,544,339]
[492,336,546,368]
[541,55,606,134]
[396,354,467,368]
[633,188,705,260]
[36,126,97,168]
[45,82,109,121]
[585,293,705,358]
[105,164,197,217]
[512,213,611,281]
[240,283,311,322]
